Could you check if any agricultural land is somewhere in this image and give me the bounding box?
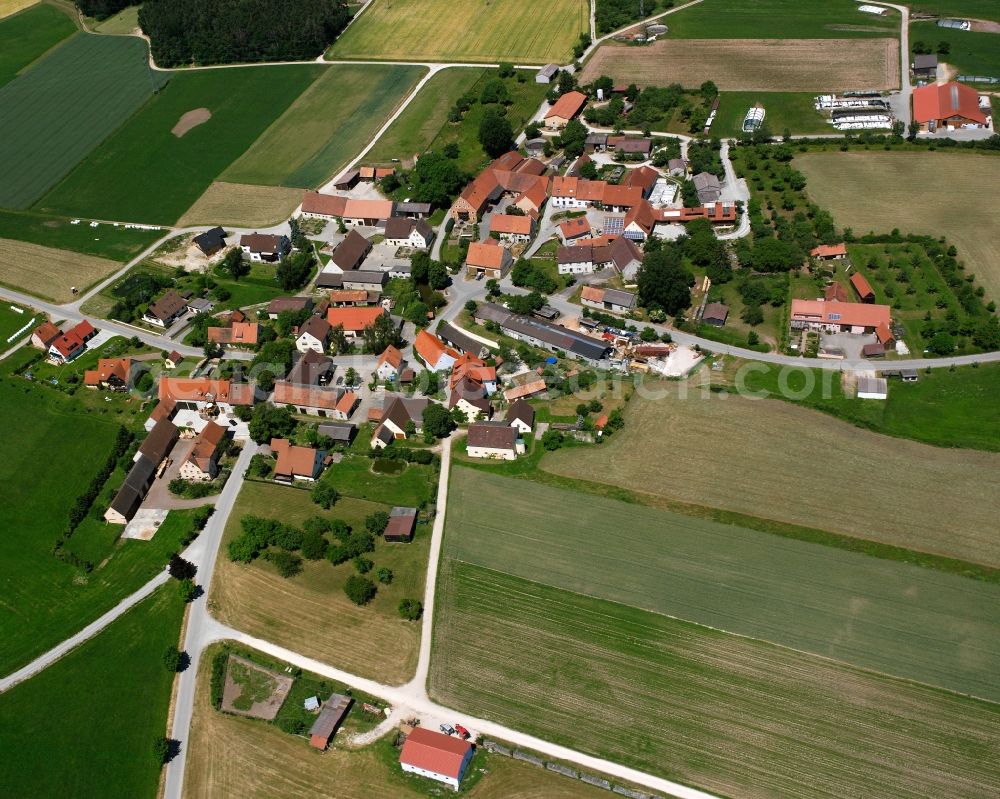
[212,475,431,685]
[0,32,169,209]
[176,183,305,229]
[222,64,426,188]
[0,237,123,302]
[37,65,324,224]
[662,0,900,38]
[0,209,164,260]
[541,386,1000,567]
[0,3,75,87]
[908,0,1000,22]
[0,586,184,799]
[580,38,899,91]
[185,643,614,799]
[445,467,1000,700]
[795,151,1000,303]
[328,0,590,63]
[431,559,1000,799]
[911,22,1000,81]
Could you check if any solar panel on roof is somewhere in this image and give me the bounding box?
[604,217,624,235]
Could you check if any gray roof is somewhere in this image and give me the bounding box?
[285,350,334,385]
[138,419,179,464]
[585,133,608,145]
[703,302,729,323]
[438,321,491,354]
[318,422,356,442]
[193,227,226,254]
[603,288,637,310]
[309,693,352,743]
[472,302,513,325]
[692,172,721,191]
[913,54,938,69]
[147,290,187,323]
[108,454,158,521]
[505,399,535,427]
[341,270,388,287]
[267,296,313,314]
[396,201,432,215]
[537,63,559,78]
[501,314,611,363]
[668,158,687,171]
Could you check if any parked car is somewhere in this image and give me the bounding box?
[439,723,455,735]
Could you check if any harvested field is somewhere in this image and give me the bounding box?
[0,237,120,302]
[186,643,611,799]
[328,0,589,64]
[430,561,1000,799]
[177,182,303,228]
[796,151,1000,306]
[446,467,1000,701]
[0,0,37,18]
[580,38,899,91]
[542,388,1000,567]
[172,107,211,137]
[211,481,428,685]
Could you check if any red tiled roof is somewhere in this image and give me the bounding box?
[335,391,358,415]
[876,323,895,345]
[414,330,458,369]
[270,438,320,478]
[32,322,60,346]
[811,243,847,258]
[560,216,591,239]
[825,283,849,302]
[207,322,259,345]
[600,184,644,209]
[326,306,385,332]
[377,345,403,369]
[84,357,132,386]
[545,90,587,120]
[302,191,347,217]
[912,81,986,125]
[273,382,341,411]
[159,377,255,406]
[400,728,473,779]
[790,299,890,329]
[490,214,533,235]
[466,240,507,269]
[849,271,875,299]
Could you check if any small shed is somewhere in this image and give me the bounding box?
[385,507,418,543]
[702,302,729,327]
[309,693,352,750]
[913,53,938,78]
[536,64,559,84]
[857,376,888,400]
[304,696,321,712]
[862,342,885,358]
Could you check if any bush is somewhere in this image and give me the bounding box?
[266,550,302,578]
[353,556,374,574]
[163,646,182,672]
[365,511,389,536]
[541,430,564,451]
[178,578,197,603]
[344,575,377,606]
[300,530,328,560]
[168,553,197,581]
[152,736,171,765]
[210,650,229,709]
[276,717,305,735]
[376,566,393,585]
[398,598,423,621]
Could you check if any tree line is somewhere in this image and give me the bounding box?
[137,0,351,67]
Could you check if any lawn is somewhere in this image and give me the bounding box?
[541,384,1000,568]
[0,237,123,303]
[430,561,1000,799]
[911,21,1000,79]
[222,64,426,188]
[185,642,611,799]
[211,480,430,685]
[663,0,900,38]
[328,0,589,63]
[176,182,304,228]
[0,3,76,87]
[0,586,183,799]
[908,0,1000,22]
[317,453,436,508]
[36,65,324,224]
[367,66,487,165]
[0,209,164,260]
[93,5,139,34]
[0,370,203,674]
[0,300,37,345]
[447,467,1000,701]
[0,32,168,209]
[795,151,1000,305]
[581,39,898,92]
[712,91,832,135]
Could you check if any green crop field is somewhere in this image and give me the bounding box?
[0,3,76,88]
[713,91,831,135]
[0,586,184,799]
[367,67,486,164]
[0,210,163,261]
[447,467,1000,700]
[222,64,425,188]
[0,371,201,674]
[911,22,1000,79]
[909,0,1000,22]
[542,385,1000,568]
[0,33,169,209]
[37,65,324,224]
[328,0,589,63]
[796,151,1000,305]
[664,0,900,38]
[431,561,1000,799]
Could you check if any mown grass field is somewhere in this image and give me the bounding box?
[0,301,36,345]
[0,237,122,302]
[211,480,430,685]
[663,0,900,38]
[447,467,1000,700]
[709,91,832,136]
[542,385,1000,567]
[93,5,139,33]
[185,643,612,799]
[176,182,304,228]
[911,21,1000,79]
[581,38,898,91]
[37,65,323,224]
[0,586,183,799]
[367,67,486,164]
[222,64,425,188]
[328,0,589,63]
[0,3,75,86]
[0,33,168,209]
[909,0,1000,22]
[0,209,163,260]
[796,151,1000,304]
[0,369,197,674]
[430,561,1000,799]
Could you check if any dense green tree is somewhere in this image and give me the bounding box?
[750,236,800,272]
[219,248,250,281]
[311,481,338,509]
[559,119,588,158]
[398,598,423,620]
[479,109,514,157]
[365,511,390,536]
[344,575,376,605]
[636,245,694,315]
[541,430,564,451]
[247,404,296,444]
[480,78,510,105]
[361,312,402,353]
[410,151,467,207]
[163,646,182,672]
[267,549,302,578]
[422,402,456,439]
[275,251,315,291]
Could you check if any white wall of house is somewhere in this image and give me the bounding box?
[296,333,326,354]
[550,196,590,210]
[376,363,399,381]
[399,764,460,791]
[510,419,532,435]
[179,459,214,481]
[558,261,595,275]
[467,444,516,460]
